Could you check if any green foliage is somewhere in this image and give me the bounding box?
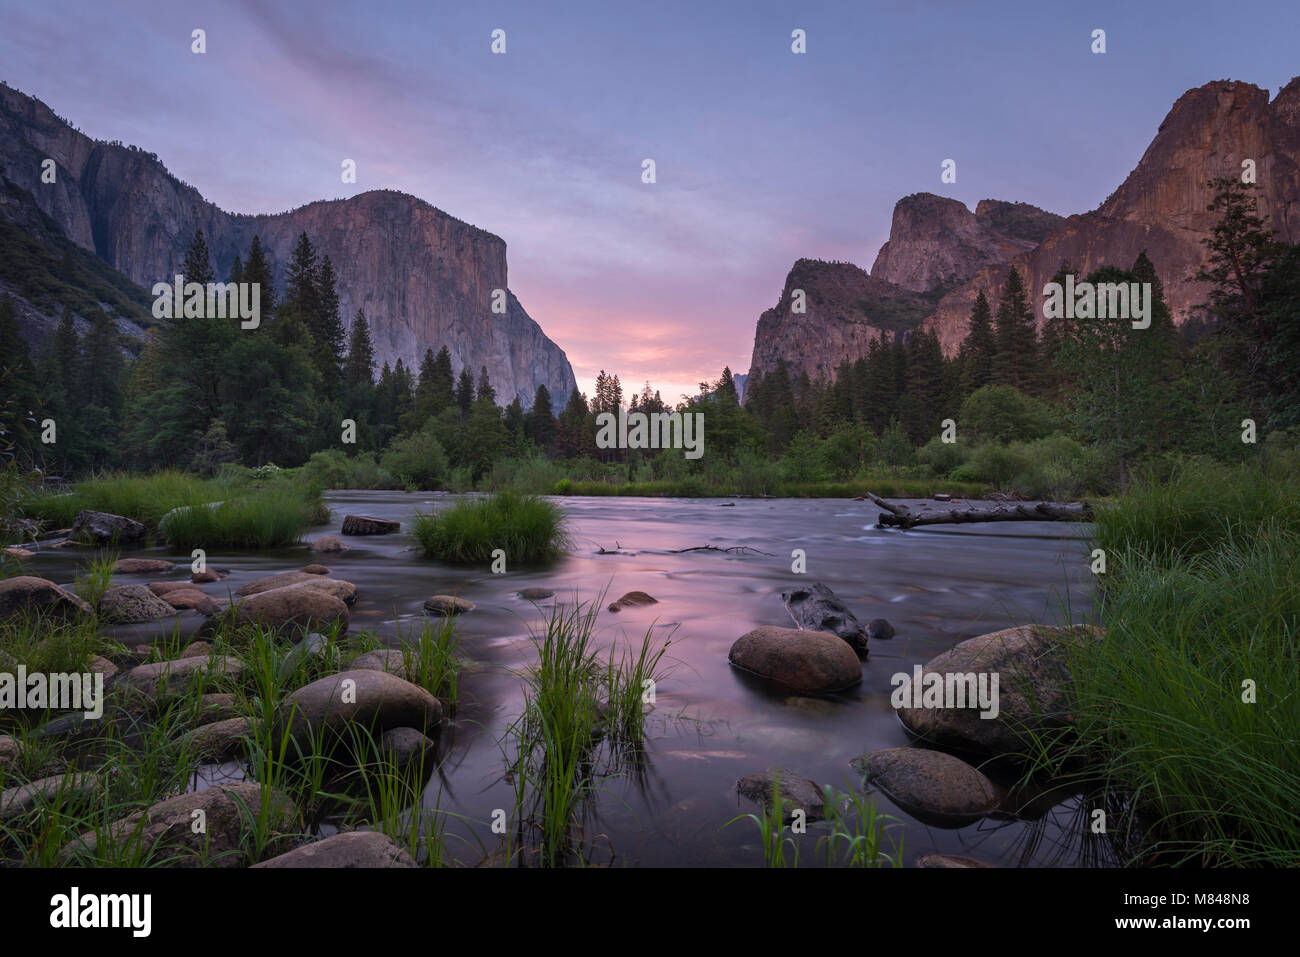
[412,492,568,564]
[959,385,1059,443]
[380,431,449,489]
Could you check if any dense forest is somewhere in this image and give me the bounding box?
[2,178,1297,497]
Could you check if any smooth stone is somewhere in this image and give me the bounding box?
[214,587,350,640]
[736,770,826,823]
[276,669,441,745]
[423,595,475,616]
[349,648,416,682]
[608,590,658,612]
[179,717,253,761]
[160,588,211,610]
[196,693,240,725]
[235,571,322,597]
[89,655,119,680]
[379,726,438,770]
[0,734,18,769]
[300,564,331,575]
[867,618,896,641]
[853,747,1000,828]
[148,580,199,596]
[179,640,213,659]
[119,656,244,703]
[252,830,416,869]
[310,536,350,553]
[113,558,175,574]
[518,587,555,601]
[916,854,992,868]
[897,624,1103,755]
[728,626,862,695]
[0,576,94,620]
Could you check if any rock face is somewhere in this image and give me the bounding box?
[923,78,1300,355]
[0,576,93,620]
[252,830,418,869]
[870,193,1062,293]
[897,624,1102,755]
[0,83,576,408]
[853,747,1000,828]
[728,625,862,695]
[746,259,935,384]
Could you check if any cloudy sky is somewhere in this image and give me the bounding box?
[3,0,1297,402]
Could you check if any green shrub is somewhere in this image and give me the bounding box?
[380,432,449,489]
[412,492,568,564]
[299,450,400,490]
[916,436,968,476]
[960,385,1059,443]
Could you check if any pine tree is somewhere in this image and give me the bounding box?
[0,294,41,455]
[313,255,345,396]
[526,383,556,453]
[431,347,455,413]
[242,235,276,319]
[993,267,1038,391]
[455,367,475,416]
[475,365,496,406]
[343,310,376,389]
[958,290,996,395]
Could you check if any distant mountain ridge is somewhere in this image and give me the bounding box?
[0,83,576,407]
[748,76,1300,382]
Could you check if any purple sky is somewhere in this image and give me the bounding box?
[3,0,1297,402]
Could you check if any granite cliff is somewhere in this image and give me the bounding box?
[0,84,576,407]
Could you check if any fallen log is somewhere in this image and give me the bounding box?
[866,492,1092,529]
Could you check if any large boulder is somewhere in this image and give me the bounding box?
[97,584,177,624]
[728,626,862,695]
[897,624,1103,756]
[341,515,400,535]
[736,770,826,823]
[216,587,350,640]
[0,576,93,621]
[119,656,245,704]
[60,782,297,867]
[252,830,417,869]
[0,734,19,770]
[349,648,417,682]
[782,582,868,655]
[280,577,357,606]
[72,510,145,544]
[853,747,1000,828]
[277,669,441,745]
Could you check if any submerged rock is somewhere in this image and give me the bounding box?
[0,576,94,620]
[518,587,555,601]
[897,624,1103,755]
[867,618,895,641]
[300,564,331,575]
[72,509,145,545]
[853,747,1000,828]
[310,536,350,554]
[341,515,400,535]
[916,854,991,868]
[608,590,657,612]
[782,582,868,655]
[252,830,417,869]
[728,626,862,695]
[423,595,475,616]
[98,584,177,624]
[191,568,226,583]
[380,726,438,771]
[736,770,826,823]
[113,558,175,574]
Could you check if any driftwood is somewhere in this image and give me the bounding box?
[866,492,1093,529]
[670,544,774,556]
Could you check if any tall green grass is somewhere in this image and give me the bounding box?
[159,483,322,549]
[413,492,568,564]
[29,470,242,529]
[1057,454,1300,866]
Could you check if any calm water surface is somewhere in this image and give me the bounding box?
[30,492,1102,867]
